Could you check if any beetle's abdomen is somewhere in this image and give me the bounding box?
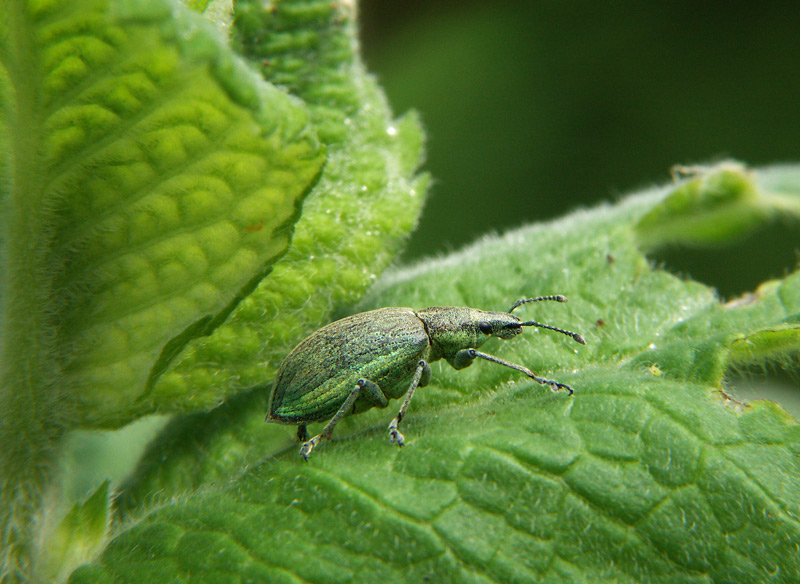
[268,308,430,424]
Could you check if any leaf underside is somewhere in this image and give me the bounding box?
[1,0,427,579]
[0,0,325,428]
[146,0,429,417]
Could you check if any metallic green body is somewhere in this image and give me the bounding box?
[268,308,431,424]
[267,306,522,425]
[266,297,584,459]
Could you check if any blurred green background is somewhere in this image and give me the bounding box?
[360,0,800,298]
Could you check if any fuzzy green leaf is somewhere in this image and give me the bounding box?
[2,0,428,579]
[635,163,769,247]
[74,163,800,584]
[0,0,324,431]
[33,481,112,584]
[0,0,329,578]
[147,0,428,414]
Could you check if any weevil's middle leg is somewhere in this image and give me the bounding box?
[300,378,386,460]
[453,348,574,395]
[388,360,431,447]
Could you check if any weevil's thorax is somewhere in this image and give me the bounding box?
[416,306,523,360]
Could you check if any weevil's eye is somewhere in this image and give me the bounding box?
[478,321,493,335]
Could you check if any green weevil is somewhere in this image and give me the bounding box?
[266,295,586,459]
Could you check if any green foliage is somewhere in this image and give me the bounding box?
[0,0,325,430]
[33,481,111,583]
[149,0,428,412]
[79,164,800,583]
[0,0,425,581]
[1,0,798,582]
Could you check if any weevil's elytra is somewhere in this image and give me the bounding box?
[269,308,428,424]
[266,296,585,459]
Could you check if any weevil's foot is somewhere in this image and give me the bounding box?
[534,377,575,395]
[390,430,405,447]
[544,379,574,396]
[300,436,320,460]
[388,419,405,447]
[530,372,574,396]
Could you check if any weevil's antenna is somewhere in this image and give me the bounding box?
[519,320,586,345]
[509,295,585,345]
[508,295,567,313]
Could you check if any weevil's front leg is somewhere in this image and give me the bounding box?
[301,378,387,460]
[388,360,431,447]
[453,349,574,395]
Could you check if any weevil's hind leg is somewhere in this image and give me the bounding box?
[297,424,309,443]
[300,378,386,460]
[453,349,574,395]
[388,360,430,447]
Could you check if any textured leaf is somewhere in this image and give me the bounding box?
[0,0,327,579]
[0,0,324,430]
[76,163,800,584]
[185,0,234,36]
[2,0,427,579]
[635,163,769,247]
[33,481,111,584]
[148,0,429,413]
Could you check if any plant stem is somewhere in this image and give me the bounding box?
[0,2,67,581]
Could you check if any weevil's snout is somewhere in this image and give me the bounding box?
[477,313,524,340]
[497,321,524,339]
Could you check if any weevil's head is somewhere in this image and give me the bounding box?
[417,307,526,360]
[417,300,585,361]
